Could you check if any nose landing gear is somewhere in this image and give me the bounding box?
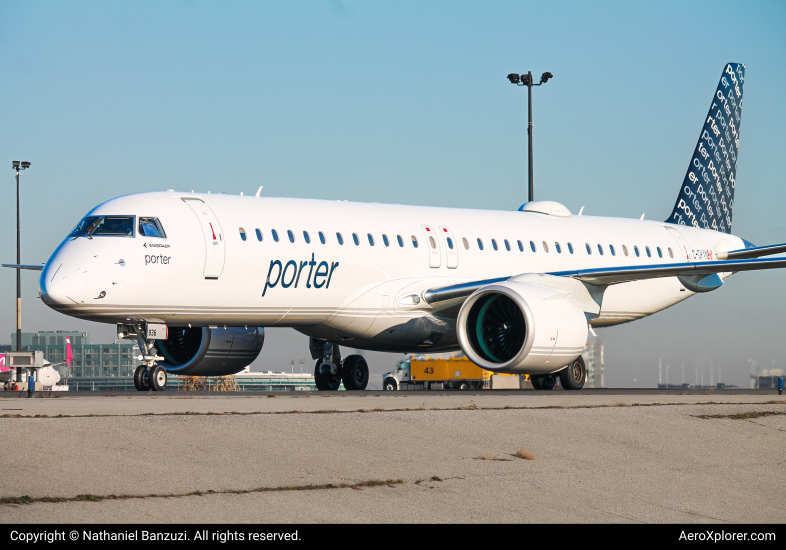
[120,323,168,392]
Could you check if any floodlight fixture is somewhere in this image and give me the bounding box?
[20,161,31,169]
[12,161,20,168]
[506,69,553,202]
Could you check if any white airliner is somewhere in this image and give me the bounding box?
[9,63,786,392]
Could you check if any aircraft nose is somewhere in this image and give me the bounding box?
[40,263,82,308]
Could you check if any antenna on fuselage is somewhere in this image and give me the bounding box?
[640,213,645,220]
[578,206,584,216]
[255,186,264,198]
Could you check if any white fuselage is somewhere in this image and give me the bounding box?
[40,192,744,354]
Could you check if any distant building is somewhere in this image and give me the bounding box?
[10,330,141,383]
[233,370,317,391]
[751,369,784,390]
[8,331,320,391]
[582,336,605,388]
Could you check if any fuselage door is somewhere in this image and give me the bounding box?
[182,198,226,278]
[421,225,441,268]
[438,226,458,269]
[664,226,691,261]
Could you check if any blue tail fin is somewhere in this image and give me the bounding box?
[666,63,744,233]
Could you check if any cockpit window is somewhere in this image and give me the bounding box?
[69,216,134,237]
[139,217,167,238]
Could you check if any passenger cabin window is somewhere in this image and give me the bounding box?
[645,246,651,257]
[287,230,295,243]
[517,240,523,252]
[368,234,375,246]
[542,241,549,253]
[609,244,615,256]
[597,244,604,255]
[634,245,640,257]
[668,247,674,258]
[504,239,511,251]
[447,237,454,249]
[429,236,436,249]
[353,233,360,246]
[272,229,279,242]
[463,238,469,250]
[477,238,484,250]
[492,239,498,251]
[383,234,390,247]
[239,228,247,241]
[319,232,326,244]
[585,243,592,255]
[397,235,404,247]
[568,242,574,254]
[411,236,419,248]
[303,231,311,244]
[555,242,561,254]
[139,217,166,238]
[336,232,344,245]
[622,245,628,256]
[255,229,263,241]
[70,216,134,237]
[530,241,536,252]
[657,247,663,258]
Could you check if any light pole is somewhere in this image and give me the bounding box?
[507,71,553,202]
[11,161,31,354]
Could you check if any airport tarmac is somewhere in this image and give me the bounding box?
[1,390,784,523]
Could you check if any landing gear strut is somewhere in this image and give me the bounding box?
[120,323,167,392]
[309,338,369,391]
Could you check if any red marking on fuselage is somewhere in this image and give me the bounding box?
[209,223,217,240]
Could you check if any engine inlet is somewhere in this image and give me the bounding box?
[466,293,526,363]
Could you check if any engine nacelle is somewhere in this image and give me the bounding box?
[157,327,264,376]
[457,281,588,375]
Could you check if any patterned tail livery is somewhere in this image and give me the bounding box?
[666,63,744,233]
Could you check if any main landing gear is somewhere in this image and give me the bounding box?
[119,323,168,392]
[310,338,369,391]
[531,356,587,391]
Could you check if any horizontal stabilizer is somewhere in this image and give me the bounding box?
[1,264,43,271]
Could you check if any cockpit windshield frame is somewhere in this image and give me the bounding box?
[138,217,167,239]
[69,216,136,238]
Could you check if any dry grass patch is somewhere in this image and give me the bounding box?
[0,479,405,506]
[695,411,786,420]
[514,448,536,460]
[458,401,478,410]
[605,401,629,407]
[474,454,511,461]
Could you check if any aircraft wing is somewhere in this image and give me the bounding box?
[717,243,786,260]
[550,256,786,285]
[424,256,786,304]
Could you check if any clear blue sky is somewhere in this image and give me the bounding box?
[2,0,785,386]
